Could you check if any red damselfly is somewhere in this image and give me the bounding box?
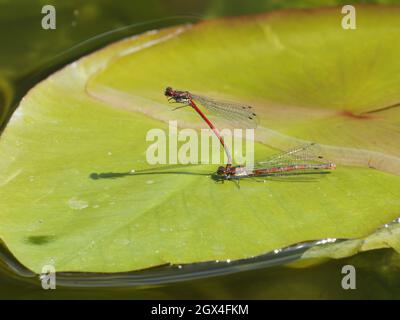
[165,87,257,166]
[91,144,335,186]
[214,143,336,183]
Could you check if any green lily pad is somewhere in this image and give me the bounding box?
[1,6,400,273]
[302,221,400,260]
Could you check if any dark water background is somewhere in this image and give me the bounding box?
[1,0,400,299]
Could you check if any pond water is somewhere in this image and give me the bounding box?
[1,0,400,299]
[1,243,400,299]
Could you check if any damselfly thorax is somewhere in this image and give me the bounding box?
[165,87,192,104]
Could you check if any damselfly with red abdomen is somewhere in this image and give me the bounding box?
[213,143,336,183]
[165,87,258,166]
[92,144,335,186]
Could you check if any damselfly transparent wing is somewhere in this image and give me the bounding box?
[246,170,332,182]
[255,143,327,168]
[250,143,334,179]
[191,94,258,129]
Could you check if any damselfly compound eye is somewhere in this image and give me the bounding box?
[164,87,173,96]
[217,166,225,175]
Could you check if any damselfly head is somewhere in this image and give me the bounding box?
[211,168,228,182]
[164,87,174,97]
[217,166,226,175]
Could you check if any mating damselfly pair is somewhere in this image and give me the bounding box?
[165,87,335,183]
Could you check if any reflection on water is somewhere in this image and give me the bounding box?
[2,233,400,299]
[1,246,400,299]
[0,77,13,129]
[0,236,338,288]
